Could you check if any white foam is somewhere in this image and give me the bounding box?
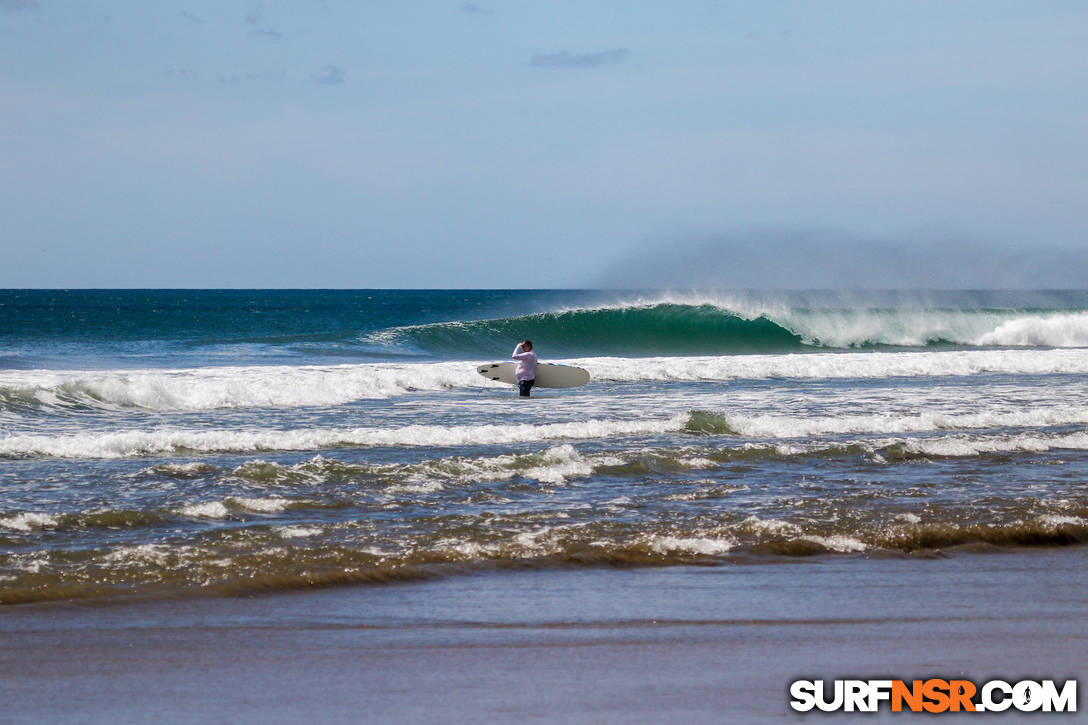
[223,447,615,491]
[141,461,216,477]
[522,445,626,484]
[974,312,1088,347]
[178,501,231,519]
[277,525,323,538]
[801,534,868,553]
[0,512,58,532]
[1036,514,1087,527]
[580,348,1088,383]
[0,362,482,412]
[102,544,181,567]
[900,431,1088,457]
[385,477,446,494]
[726,408,1088,439]
[231,497,290,513]
[738,431,1088,462]
[440,539,497,559]
[0,416,685,459]
[395,445,596,486]
[7,406,1088,460]
[741,516,802,537]
[512,527,558,551]
[668,456,717,469]
[648,535,735,555]
[3,347,1088,415]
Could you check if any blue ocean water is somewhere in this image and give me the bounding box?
[2,289,1088,603]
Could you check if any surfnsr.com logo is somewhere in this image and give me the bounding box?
[790,679,1077,713]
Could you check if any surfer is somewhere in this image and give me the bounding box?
[512,340,537,397]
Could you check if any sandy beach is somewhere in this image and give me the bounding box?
[3,546,1084,724]
[6,0,1088,720]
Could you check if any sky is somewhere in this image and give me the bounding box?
[2,1,1087,288]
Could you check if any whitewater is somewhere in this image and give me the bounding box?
[3,348,1088,413]
[2,289,1088,604]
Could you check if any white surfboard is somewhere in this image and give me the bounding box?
[476,362,590,389]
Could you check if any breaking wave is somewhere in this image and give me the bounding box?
[374,303,804,356]
[4,348,1088,414]
[0,416,687,459]
[372,300,1088,356]
[3,509,1086,604]
[4,409,1088,459]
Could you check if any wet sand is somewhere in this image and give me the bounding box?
[2,547,1085,723]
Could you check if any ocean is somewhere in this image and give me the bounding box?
[2,288,1088,605]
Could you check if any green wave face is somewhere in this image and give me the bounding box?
[381,304,806,357]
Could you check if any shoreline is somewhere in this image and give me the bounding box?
[3,547,1085,723]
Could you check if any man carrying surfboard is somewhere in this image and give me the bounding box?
[512,340,537,397]
[475,349,588,391]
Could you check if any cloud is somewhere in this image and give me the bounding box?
[309,64,345,86]
[216,70,284,84]
[0,0,36,10]
[180,10,203,25]
[531,48,631,69]
[461,3,492,14]
[243,8,282,37]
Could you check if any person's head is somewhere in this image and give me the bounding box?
[522,339,533,351]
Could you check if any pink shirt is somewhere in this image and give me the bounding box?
[512,344,538,381]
